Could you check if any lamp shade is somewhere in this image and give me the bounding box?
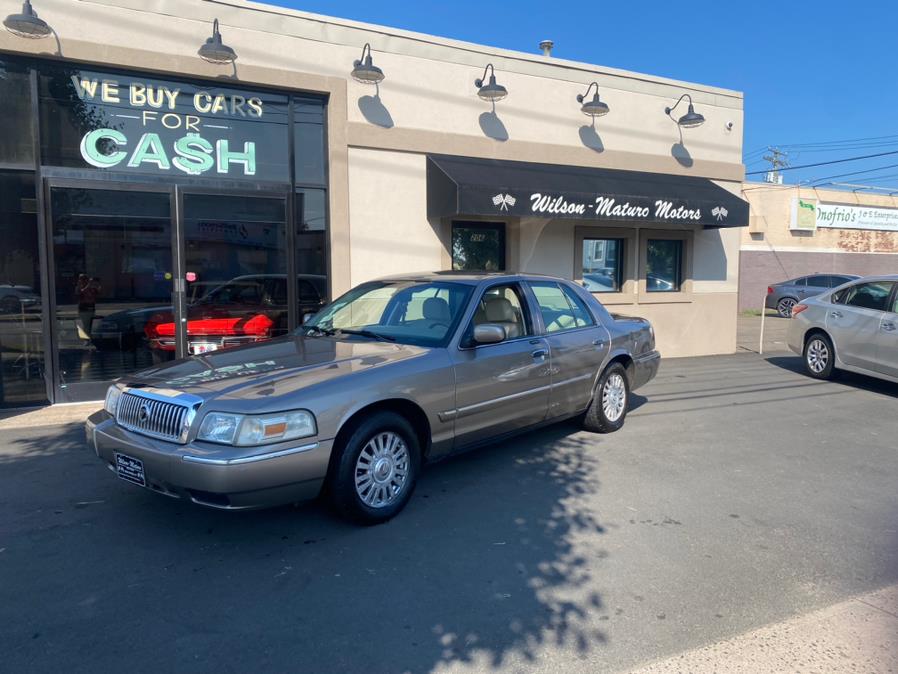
[3,1,51,39]
[476,74,508,102]
[351,50,384,84]
[677,104,705,128]
[198,19,237,64]
[579,92,609,117]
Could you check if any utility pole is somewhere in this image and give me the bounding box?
[762,147,788,184]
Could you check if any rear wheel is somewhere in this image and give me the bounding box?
[804,333,835,380]
[329,411,421,525]
[582,363,629,433]
[776,297,797,318]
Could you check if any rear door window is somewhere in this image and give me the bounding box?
[842,281,895,312]
[529,282,594,333]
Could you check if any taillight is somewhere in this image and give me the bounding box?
[767,286,774,294]
[792,304,808,317]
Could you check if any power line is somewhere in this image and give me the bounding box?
[811,162,898,184]
[747,133,898,153]
[745,148,898,176]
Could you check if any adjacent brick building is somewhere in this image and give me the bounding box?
[739,184,898,312]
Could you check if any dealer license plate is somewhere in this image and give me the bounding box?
[190,342,219,355]
[114,453,146,487]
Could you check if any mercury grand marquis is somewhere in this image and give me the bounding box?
[87,272,660,524]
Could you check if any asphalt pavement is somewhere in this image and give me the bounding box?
[2,352,897,673]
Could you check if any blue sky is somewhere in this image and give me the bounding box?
[269,0,898,191]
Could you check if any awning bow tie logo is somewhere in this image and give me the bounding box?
[711,206,728,222]
[492,193,517,211]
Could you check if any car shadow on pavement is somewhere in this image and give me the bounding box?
[3,420,612,673]
[766,355,898,398]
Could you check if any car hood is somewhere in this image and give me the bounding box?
[124,336,430,401]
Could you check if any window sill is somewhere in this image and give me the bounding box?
[636,292,693,304]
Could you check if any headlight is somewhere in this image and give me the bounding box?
[197,410,317,446]
[104,385,123,415]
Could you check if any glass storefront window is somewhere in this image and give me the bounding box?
[294,97,327,186]
[182,193,288,355]
[296,188,328,320]
[0,171,45,406]
[51,186,174,396]
[38,63,291,182]
[452,222,506,271]
[582,238,623,292]
[0,59,34,166]
[4,56,330,404]
[646,239,683,292]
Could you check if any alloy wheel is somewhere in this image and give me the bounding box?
[602,373,627,422]
[777,298,796,317]
[354,431,410,508]
[806,338,829,374]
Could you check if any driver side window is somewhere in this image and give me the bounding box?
[469,284,531,343]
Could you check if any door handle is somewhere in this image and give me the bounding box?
[883,321,896,332]
[531,348,548,360]
[592,339,604,347]
[831,311,842,318]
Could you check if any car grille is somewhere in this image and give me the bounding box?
[116,392,191,443]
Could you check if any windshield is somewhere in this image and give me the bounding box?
[301,281,473,347]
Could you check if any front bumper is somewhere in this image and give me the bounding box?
[631,350,661,390]
[86,411,333,510]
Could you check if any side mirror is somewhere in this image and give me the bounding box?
[302,312,317,324]
[473,324,506,344]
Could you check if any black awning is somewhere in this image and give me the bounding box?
[427,154,748,229]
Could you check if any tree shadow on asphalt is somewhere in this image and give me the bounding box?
[766,355,898,398]
[3,420,612,673]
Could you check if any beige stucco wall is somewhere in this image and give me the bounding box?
[0,0,748,357]
[344,146,740,356]
[513,218,741,357]
[347,148,445,286]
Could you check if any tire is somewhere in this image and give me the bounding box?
[582,362,630,433]
[803,333,836,380]
[328,411,421,525]
[776,297,797,318]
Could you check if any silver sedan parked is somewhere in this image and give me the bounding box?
[87,272,660,523]
[788,275,898,384]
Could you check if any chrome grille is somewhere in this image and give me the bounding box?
[116,391,191,443]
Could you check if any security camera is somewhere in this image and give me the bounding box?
[725,121,734,131]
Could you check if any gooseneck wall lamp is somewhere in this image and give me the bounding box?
[665,93,705,129]
[351,43,385,84]
[474,63,508,102]
[577,82,610,118]
[198,19,237,65]
[4,0,52,39]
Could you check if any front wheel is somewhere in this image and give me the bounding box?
[804,333,836,380]
[582,363,630,433]
[328,411,421,525]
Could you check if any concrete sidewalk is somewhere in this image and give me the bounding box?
[0,401,100,431]
[628,585,898,673]
[737,313,791,355]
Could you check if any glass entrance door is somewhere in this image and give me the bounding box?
[179,192,290,356]
[49,184,174,402]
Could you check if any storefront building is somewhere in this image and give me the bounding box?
[739,184,898,311]
[0,0,748,408]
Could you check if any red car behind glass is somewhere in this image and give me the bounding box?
[144,274,326,356]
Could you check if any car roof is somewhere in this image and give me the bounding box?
[371,271,570,286]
